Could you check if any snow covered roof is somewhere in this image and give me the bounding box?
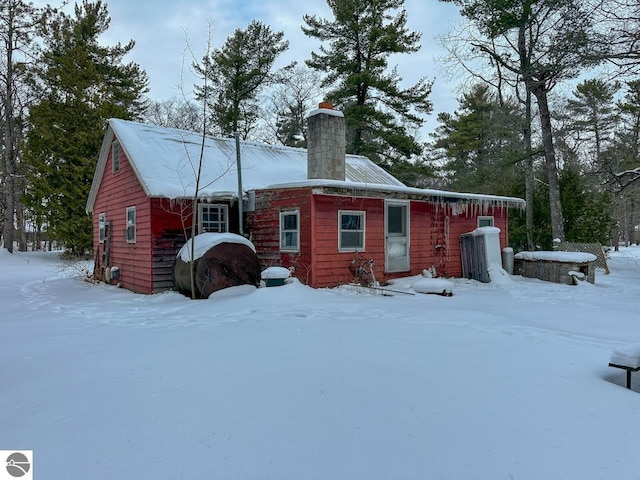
[86,119,526,213]
[258,179,526,209]
[86,119,403,212]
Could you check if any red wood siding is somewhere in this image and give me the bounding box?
[93,143,242,294]
[147,199,238,293]
[418,204,509,278]
[248,188,314,284]
[250,188,512,289]
[310,195,385,287]
[92,143,153,294]
[94,157,513,294]
[309,196,509,286]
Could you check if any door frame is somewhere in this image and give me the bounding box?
[384,199,410,273]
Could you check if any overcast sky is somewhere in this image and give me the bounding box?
[45,0,466,136]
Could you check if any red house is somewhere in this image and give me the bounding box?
[86,108,524,294]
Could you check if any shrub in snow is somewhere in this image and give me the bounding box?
[421,266,436,278]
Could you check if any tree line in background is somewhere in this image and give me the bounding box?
[1,0,639,256]
[436,0,640,250]
[1,0,147,255]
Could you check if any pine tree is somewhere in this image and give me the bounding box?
[563,78,619,168]
[604,81,640,245]
[23,0,148,255]
[565,78,622,242]
[194,20,288,139]
[432,84,525,194]
[616,80,640,176]
[302,0,432,167]
[560,164,612,244]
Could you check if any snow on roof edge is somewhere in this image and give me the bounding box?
[87,119,155,212]
[88,119,522,211]
[254,179,526,207]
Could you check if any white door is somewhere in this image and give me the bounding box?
[385,201,410,272]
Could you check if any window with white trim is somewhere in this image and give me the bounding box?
[478,216,494,228]
[126,206,136,243]
[112,141,121,173]
[199,204,228,233]
[99,213,106,243]
[339,210,365,252]
[280,210,300,252]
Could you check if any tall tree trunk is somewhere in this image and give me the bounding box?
[627,196,635,245]
[2,162,15,253]
[16,197,27,251]
[3,80,15,252]
[524,87,535,250]
[531,84,565,243]
[2,3,15,253]
[34,220,42,251]
[517,18,564,245]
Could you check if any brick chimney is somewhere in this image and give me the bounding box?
[307,102,346,181]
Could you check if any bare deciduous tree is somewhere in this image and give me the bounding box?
[265,63,323,148]
[143,97,203,132]
[443,0,609,242]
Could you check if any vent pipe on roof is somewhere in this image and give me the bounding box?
[307,102,346,181]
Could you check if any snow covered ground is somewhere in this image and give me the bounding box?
[1,246,640,479]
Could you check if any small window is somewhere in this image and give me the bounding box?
[478,216,494,228]
[339,210,365,252]
[112,141,121,173]
[126,206,136,243]
[199,204,228,233]
[99,213,106,243]
[280,210,300,252]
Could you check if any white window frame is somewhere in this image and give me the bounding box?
[338,210,365,252]
[384,200,410,273]
[99,213,106,244]
[112,141,121,173]
[478,216,495,228]
[198,204,229,233]
[126,206,136,243]
[280,210,300,252]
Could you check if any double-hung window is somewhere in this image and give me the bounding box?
[199,204,228,233]
[126,206,136,243]
[339,210,365,252]
[280,210,300,252]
